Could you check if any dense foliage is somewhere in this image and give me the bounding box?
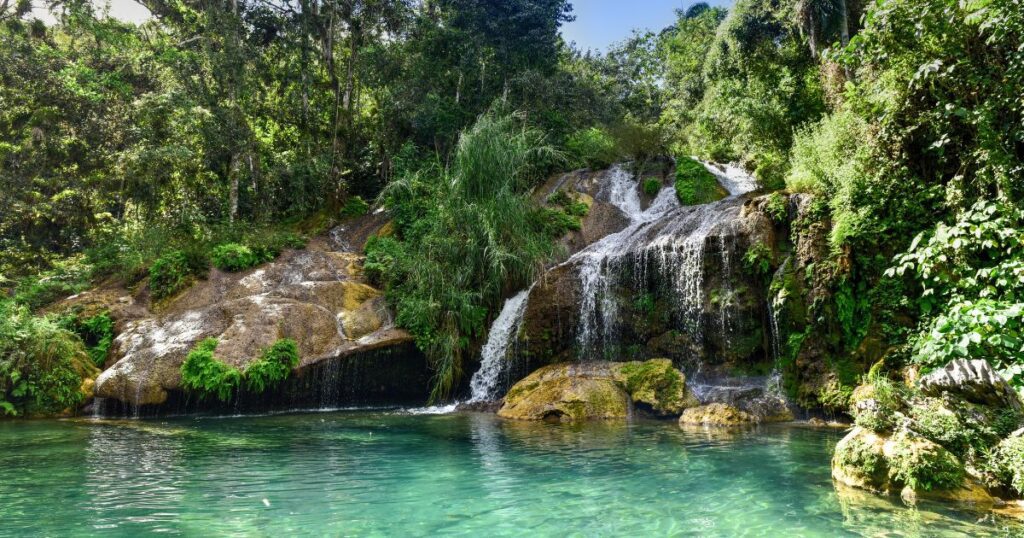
[0,299,94,416]
[366,112,560,400]
[2,0,1022,408]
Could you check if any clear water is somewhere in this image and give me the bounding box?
[1,413,1020,537]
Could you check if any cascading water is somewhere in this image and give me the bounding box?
[467,289,531,403]
[566,161,757,361]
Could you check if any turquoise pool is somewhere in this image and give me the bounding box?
[0,411,1020,536]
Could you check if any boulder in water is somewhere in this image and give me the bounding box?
[679,403,755,426]
[614,358,699,415]
[497,360,698,421]
[832,426,991,506]
[919,359,1022,412]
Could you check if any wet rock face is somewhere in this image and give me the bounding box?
[519,195,773,376]
[920,359,1023,412]
[94,217,419,408]
[497,360,699,421]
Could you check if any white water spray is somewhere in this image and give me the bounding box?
[468,289,531,402]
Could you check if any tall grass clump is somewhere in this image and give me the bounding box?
[366,111,560,400]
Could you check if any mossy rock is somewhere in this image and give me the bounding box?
[832,426,987,506]
[988,435,1024,497]
[850,379,905,433]
[498,372,631,422]
[615,358,698,416]
[678,403,755,426]
[833,426,891,492]
[498,360,698,421]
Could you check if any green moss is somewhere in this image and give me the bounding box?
[619,359,689,415]
[642,177,661,197]
[818,378,854,413]
[887,431,965,492]
[674,156,728,206]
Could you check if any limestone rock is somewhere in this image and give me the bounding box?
[498,360,698,421]
[679,403,755,426]
[832,426,892,492]
[93,215,415,407]
[920,359,1022,412]
[832,426,991,507]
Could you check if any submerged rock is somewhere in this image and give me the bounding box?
[497,359,698,421]
[920,359,1023,412]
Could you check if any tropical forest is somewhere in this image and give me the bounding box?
[1,0,1023,534]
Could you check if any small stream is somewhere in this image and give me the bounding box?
[0,413,1018,536]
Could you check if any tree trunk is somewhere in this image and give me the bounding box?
[229,153,241,222]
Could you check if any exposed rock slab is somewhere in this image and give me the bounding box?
[93,215,416,407]
[920,359,1022,412]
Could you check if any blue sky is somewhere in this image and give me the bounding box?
[561,0,732,52]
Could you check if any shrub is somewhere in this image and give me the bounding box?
[547,189,590,218]
[244,339,300,393]
[989,436,1024,496]
[149,249,208,300]
[373,112,559,400]
[59,311,114,367]
[642,178,662,197]
[764,192,788,224]
[0,300,91,416]
[211,243,267,272]
[565,127,618,169]
[675,156,726,206]
[340,196,370,218]
[742,242,773,277]
[851,375,905,432]
[537,207,582,237]
[180,338,242,402]
[180,338,301,401]
[12,257,92,310]
[363,235,406,286]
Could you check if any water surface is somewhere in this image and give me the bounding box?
[0,412,1020,536]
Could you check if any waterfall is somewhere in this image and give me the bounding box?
[566,161,757,360]
[468,289,531,403]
